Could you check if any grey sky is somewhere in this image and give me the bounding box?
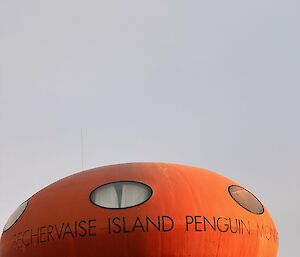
[0,0,299,256]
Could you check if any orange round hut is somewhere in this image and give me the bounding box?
[0,163,278,257]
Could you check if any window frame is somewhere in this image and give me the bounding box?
[228,185,265,215]
[3,200,28,232]
[89,180,153,210]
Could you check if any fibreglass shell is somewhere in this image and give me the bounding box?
[0,163,278,257]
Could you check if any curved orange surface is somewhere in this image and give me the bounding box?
[0,163,279,257]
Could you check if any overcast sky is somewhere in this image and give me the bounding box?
[0,0,299,256]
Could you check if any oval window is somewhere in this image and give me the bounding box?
[3,201,28,232]
[90,181,152,209]
[229,185,264,215]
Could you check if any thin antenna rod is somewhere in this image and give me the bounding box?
[81,128,84,171]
